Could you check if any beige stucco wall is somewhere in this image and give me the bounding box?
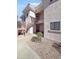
[44,0,61,42]
[38,11,44,21]
[38,11,44,32]
[36,11,44,24]
[43,0,51,9]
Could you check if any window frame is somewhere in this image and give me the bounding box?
[50,0,53,2]
[50,22,60,30]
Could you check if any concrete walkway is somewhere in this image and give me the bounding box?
[17,33,61,59]
[17,38,41,59]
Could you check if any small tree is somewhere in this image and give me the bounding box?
[17,21,22,28]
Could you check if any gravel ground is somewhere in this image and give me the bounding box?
[17,33,61,59]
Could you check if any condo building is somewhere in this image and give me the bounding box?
[21,0,61,42]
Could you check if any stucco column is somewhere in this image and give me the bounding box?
[28,27,33,34]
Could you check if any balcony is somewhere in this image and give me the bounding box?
[35,11,44,24]
[36,19,44,24]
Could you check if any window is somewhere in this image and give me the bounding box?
[27,13,28,16]
[50,22,60,30]
[50,0,58,4]
[50,0,53,2]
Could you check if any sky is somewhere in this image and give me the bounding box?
[17,0,41,17]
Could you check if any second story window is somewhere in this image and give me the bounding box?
[50,0,53,2]
[27,13,28,16]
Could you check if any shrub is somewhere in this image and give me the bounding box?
[31,32,43,42]
[52,42,61,53]
[31,37,38,42]
[17,21,21,28]
[36,32,43,41]
[36,32,43,37]
[31,36,41,42]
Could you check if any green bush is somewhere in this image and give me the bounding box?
[31,32,43,42]
[17,21,21,28]
[36,32,43,41]
[31,37,38,42]
[31,36,41,42]
[36,32,43,37]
